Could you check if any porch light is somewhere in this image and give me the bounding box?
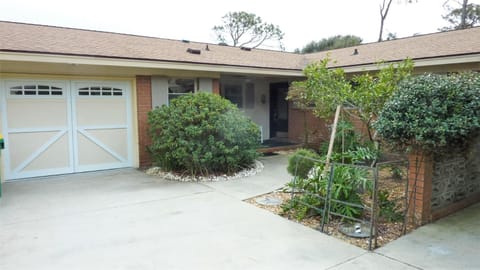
[261,94,266,104]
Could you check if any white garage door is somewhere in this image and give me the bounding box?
[1,80,133,180]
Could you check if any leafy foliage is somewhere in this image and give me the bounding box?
[375,73,480,151]
[283,126,377,221]
[289,58,413,141]
[295,35,362,54]
[148,92,260,176]
[213,11,284,49]
[288,58,352,119]
[287,148,320,179]
[283,155,372,220]
[281,193,323,221]
[440,0,480,31]
[378,190,403,222]
[351,59,414,140]
[319,120,361,155]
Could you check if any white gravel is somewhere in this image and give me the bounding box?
[145,160,264,182]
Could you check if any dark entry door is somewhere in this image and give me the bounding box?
[270,82,289,138]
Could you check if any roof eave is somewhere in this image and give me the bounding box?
[335,53,480,73]
[0,51,304,77]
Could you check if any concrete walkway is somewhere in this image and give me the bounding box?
[0,154,478,269]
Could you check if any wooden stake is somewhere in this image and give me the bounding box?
[325,105,342,168]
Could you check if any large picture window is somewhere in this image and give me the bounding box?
[168,78,195,104]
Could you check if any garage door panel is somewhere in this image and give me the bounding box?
[73,82,131,172]
[8,131,63,169]
[22,134,71,172]
[84,129,128,159]
[77,133,115,164]
[75,99,127,126]
[7,99,68,128]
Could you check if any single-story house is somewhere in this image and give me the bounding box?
[1,21,479,181]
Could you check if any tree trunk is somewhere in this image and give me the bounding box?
[378,0,393,42]
[461,0,469,29]
[303,110,309,147]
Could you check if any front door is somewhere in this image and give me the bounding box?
[269,82,289,138]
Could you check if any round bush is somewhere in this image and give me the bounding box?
[375,73,480,151]
[148,92,260,175]
[287,148,321,179]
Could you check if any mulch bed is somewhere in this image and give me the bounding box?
[245,166,415,250]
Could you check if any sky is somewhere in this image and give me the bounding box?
[1,0,479,52]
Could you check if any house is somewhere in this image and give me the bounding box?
[1,21,479,181]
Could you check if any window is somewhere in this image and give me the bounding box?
[78,86,123,96]
[223,84,243,108]
[168,78,195,104]
[223,82,255,109]
[9,85,63,96]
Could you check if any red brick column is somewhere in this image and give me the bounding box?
[136,76,152,168]
[407,150,434,225]
[212,79,220,95]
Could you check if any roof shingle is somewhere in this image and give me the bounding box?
[1,21,479,71]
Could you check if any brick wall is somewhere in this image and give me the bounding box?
[288,106,330,147]
[136,76,152,168]
[212,79,220,95]
[288,106,371,147]
[407,150,434,225]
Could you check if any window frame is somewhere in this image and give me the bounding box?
[167,78,197,105]
[221,80,256,109]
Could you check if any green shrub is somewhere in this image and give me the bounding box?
[283,153,373,221]
[319,120,380,164]
[328,164,371,218]
[319,120,360,155]
[283,125,377,221]
[375,73,480,151]
[148,92,260,175]
[281,193,323,221]
[287,148,321,179]
[378,190,403,222]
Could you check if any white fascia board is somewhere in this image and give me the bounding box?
[0,52,304,77]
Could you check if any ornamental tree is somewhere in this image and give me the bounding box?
[287,58,413,142]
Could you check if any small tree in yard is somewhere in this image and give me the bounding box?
[351,59,413,141]
[288,57,413,143]
[288,58,352,120]
[148,92,260,176]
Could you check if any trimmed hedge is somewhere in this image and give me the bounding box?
[148,92,260,176]
[375,73,480,151]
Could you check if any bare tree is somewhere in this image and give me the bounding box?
[378,0,394,42]
[378,0,417,42]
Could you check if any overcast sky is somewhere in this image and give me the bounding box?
[1,0,479,52]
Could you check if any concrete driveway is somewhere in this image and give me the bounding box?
[0,154,478,269]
